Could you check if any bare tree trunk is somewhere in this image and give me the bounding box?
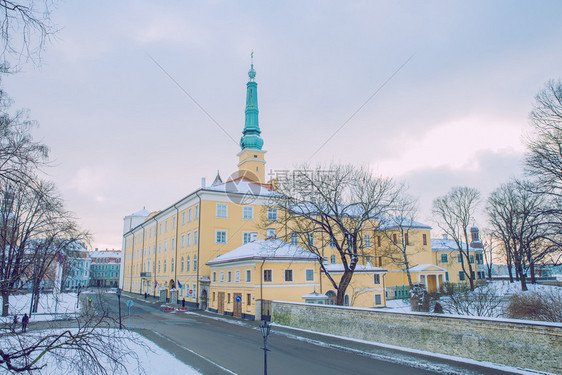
[2,291,9,316]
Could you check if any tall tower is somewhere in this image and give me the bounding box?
[238,52,266,183]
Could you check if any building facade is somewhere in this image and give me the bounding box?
[90,249,121,287]
[120,58,486,316]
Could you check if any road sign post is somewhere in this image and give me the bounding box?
[126,299,134,329]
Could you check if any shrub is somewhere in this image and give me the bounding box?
[506,289,562,322]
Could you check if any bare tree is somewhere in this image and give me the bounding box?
[487,180,547,291]
[265,164,403,305]
[378,195,422,288]
[525,79,562,250]
[0,179,87,316]
[0,0,56,68]
[0,85,49,185]
[480,231,495,280]
[1,294,143,373]
[432,186,480,291]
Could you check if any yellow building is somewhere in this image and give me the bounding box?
[120,58,485,316]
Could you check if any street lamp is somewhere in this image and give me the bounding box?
[116,288,122,330]
[259,320,271,375]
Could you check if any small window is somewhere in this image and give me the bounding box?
[247,293,251,305]
[459,271,465,281]
[263,269,272,282]
[182,212,186,225]
[392,233,397,244]
[172,216,176,229]
[187,233,192,246]
[193,255,197,270]
[216,230,227,244]
[267,208,278,221]
[373,274,380,284]
[441,254,448,263]
[227,293,231,304]
[267,228,276,238]
[284,269,293,282]
[171,238,175,250]
[243,206,253,220]
[216,204,228,218]
[306,269,314,281]
[195,205,199,219]
[422,234,427,246]
[458,254,463,263]
[227,271,232,283]
[243,232,257,244]
[377,236,381,247]
[469,255,475,264]
[188,208,192,222]
[194,230,198,244]
[235,270,240,283]
[171,258,174,272]
[163,260,166,272]
[165,221,168,232]
[329,237,336,248]
[375,294,382,305]
[181,235,185,248]
[181,257,184,272]
[246,269,252,282]
[330,255,336,264]
[187,256,190,270]
[308,233,314,246]
[404,233,409,246]
[212,271,217,282]
[290,232,298,245]
[365,235,371,248]
[220,271,225,282]
[164,240,167,252]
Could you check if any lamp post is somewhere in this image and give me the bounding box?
[116,288,122,330]
[259,320,271,375]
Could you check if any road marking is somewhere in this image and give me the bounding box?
[152,331,237,375]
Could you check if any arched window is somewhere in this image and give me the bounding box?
[326,291,336,305]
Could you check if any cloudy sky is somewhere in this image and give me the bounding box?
[3,1,562,250]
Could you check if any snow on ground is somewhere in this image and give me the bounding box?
[0,292,80,323]
[1,329,201,375]
[381,281,561,318]
[1,291,202,374]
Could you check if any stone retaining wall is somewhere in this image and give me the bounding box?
[272,301,562,374]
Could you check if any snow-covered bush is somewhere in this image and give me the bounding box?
[440,283,504,318]
[506,289,562,322]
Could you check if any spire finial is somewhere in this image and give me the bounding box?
[248,50,256,81]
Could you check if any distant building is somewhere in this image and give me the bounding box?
[63,242,91,290]
[90,249,121,287]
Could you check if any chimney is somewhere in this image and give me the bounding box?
[443,234,448,240]
[201,177,206,188]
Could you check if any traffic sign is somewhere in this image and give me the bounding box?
[189,289,193,295]
[126,299,134,308]
[235,295,242,302]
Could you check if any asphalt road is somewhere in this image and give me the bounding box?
[92,291,524,375]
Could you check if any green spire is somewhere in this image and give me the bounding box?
[240,51,264,150]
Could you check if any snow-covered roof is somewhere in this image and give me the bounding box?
[302,291,328,300]
[322,263,386,273]
[408,264,447,272]
[129,208,150,217]
[431,236,482,252]
[203,176,276,196]
[379,217,432,230]
[90,251,121,258]
[207,239,317,265]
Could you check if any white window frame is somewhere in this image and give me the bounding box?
[267,208,278,221]
[243,206,254,220]
[235,270,240,283]
[245,269,251,283]
[216,230,227,244]
[220,271,225,282]
[216,203,228,218]
[243,232,257,244]
[305,269,314,281]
